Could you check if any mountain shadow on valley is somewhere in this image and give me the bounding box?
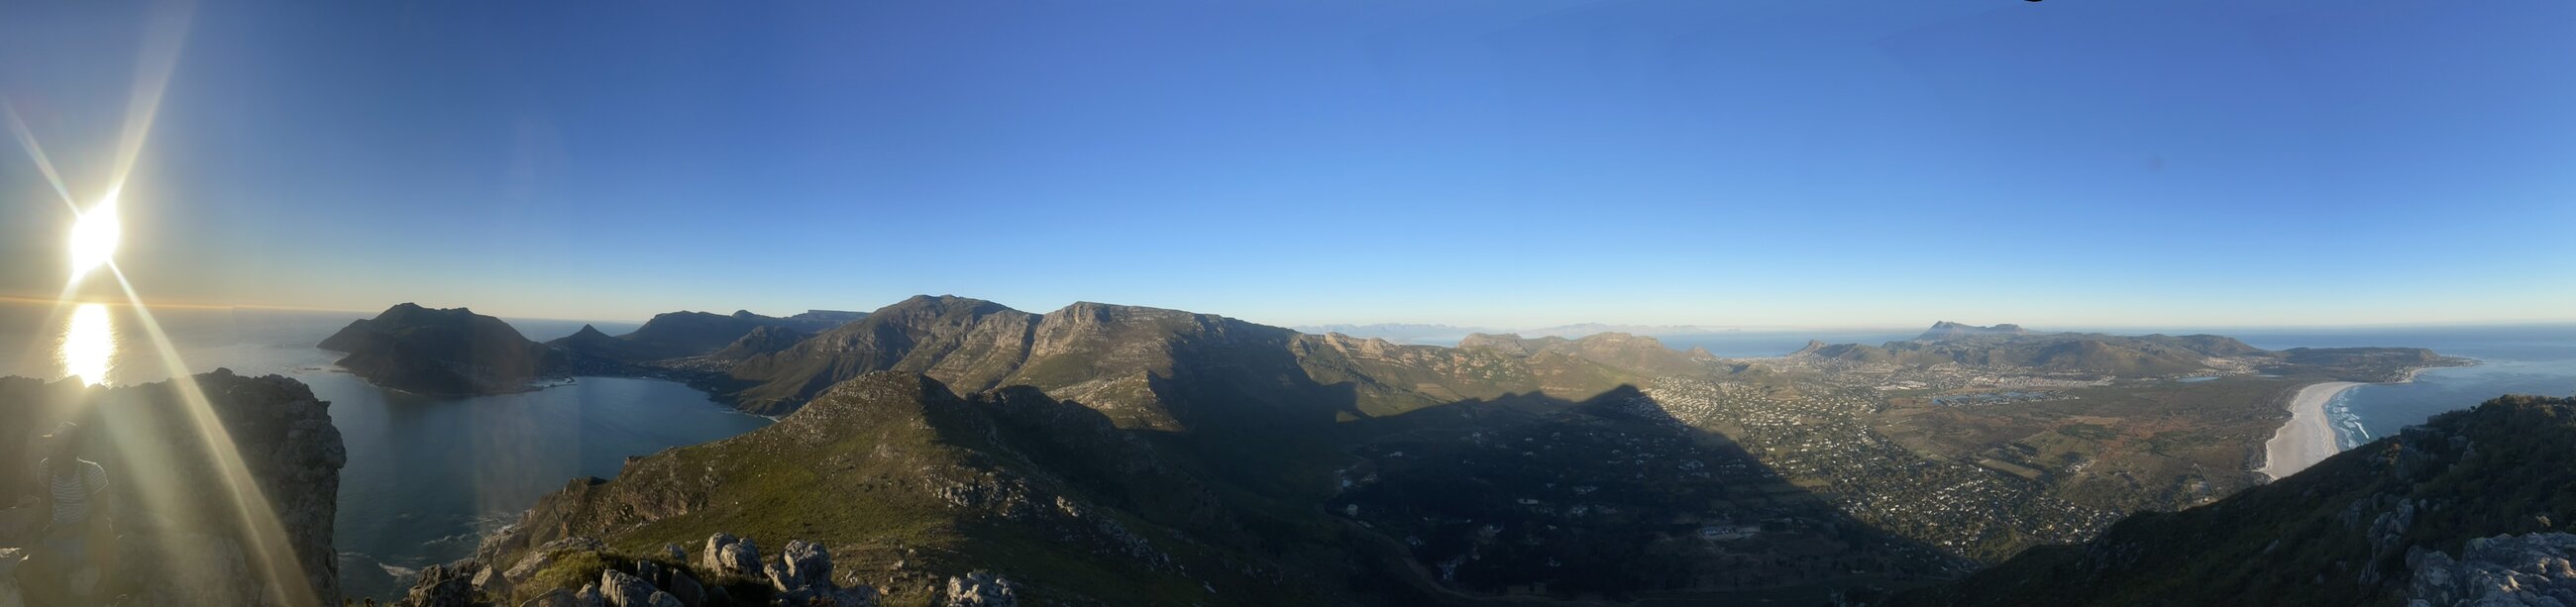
[1328,385,1970,604]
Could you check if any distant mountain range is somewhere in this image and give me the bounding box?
[311,297,2536,605]
[711,295,1717,419]
[316,305,867,396]
[546,309,863,363]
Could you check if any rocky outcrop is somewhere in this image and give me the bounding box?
[0,370,348,605]
[319,303,579,395]
[700,534,759,578]
[941,572,1016,607]
[397,560,482,607]
[395,533,873,607]
[2407,533,2576,606]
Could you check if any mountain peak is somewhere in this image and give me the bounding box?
[1917,321,2029,341]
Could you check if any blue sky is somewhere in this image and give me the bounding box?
[2,0,2570,328]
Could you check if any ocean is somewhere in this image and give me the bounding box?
[0,303,770,600]
[2213,326,2576,451]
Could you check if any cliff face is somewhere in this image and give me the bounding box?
[0,370,347,605]
[1904,395,2576,606]
[319,303,572,396]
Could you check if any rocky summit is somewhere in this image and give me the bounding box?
[392,531,936,607]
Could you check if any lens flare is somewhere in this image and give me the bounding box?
[70,199,122,278]
[62,303,116,386]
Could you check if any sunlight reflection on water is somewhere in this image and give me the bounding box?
[61,303,115,385]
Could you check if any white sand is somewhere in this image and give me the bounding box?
[2258,381,2362,481]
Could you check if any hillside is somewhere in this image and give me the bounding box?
[477,371,1357,606]
[1901,395,2576,606]
[318,303,590,396]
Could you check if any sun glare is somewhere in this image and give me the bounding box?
[61,303,115,386]
[70,199,122,278]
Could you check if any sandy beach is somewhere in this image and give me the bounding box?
[2258,381,2363,481]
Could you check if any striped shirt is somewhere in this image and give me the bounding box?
[41,457,108,528]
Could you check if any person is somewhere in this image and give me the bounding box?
[20,422,111,605]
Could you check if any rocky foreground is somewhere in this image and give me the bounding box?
[0,369,346,606]
[392,532,1014,607]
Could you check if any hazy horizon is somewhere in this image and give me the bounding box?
[6,0,2573,328]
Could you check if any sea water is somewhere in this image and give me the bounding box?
[0,304,769,600]
[2212,325,2576,452]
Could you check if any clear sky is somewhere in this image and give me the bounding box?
[2,0,2570,329]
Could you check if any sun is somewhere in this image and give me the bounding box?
[69,198,121,278]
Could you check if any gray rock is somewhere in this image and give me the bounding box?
[2407,532,2576,606]
[600,568,662,607]
[770,540,833,592]
[722,538,761,577]
[395,559,484,607]
[474,563,505,595]
[505,551,563,587]
[647,591,685,607]
[577,582,606,607]
[700,533,736,573]
[943,572,1017,607]
[702,533,761,577]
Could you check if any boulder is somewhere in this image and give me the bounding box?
[599,568,661,607]
[394,559,484,607]
[943,572,1017,607]
[2407,532,2576,606]
[770,540,832,592]
[701,533,761,577]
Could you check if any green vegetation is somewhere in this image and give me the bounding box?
[2057,423,2116,441]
